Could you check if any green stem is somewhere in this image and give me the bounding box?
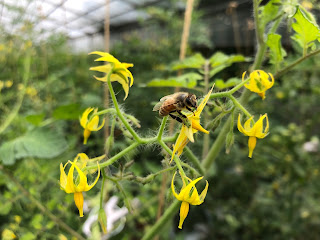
[157,140,186,180]
[100,169,107,209]
[157,116,168,140]
[274,48,320,79]
[115,181,133,213]
[141,200,180,240]
[86,142,140,170]
[107,72,141,142]
[184,147,205,175]
[0,52,31,135]
[228,95,251,118]
[253,0,263,45]
[227,77,250,95]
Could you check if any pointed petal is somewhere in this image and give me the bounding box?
[74,192,84,217]
[73,163,88,192]
[178,177,203,202]
[90,65,112,73]
[199,180,209,202]
[171,172,182,200]
[191,119,209,134]
[237,114,249,135]
[111,74,130,100]
[178,202,189,229]
[188,187,200,204]
[80,108,93,128]
[60,163,68,190]
[243,116,254,132]
[171,129,187,163]
[87,115,99,130]
[242,71,247,81]
[65,161,76,193]
[183,125,194,143]
[195,85,214,115]
[84,163,100,191]
[268,73,275,88]
[252,114,266,136]
[93,75,108,82]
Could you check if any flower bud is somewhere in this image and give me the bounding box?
[225,131,234,154]
[98,208,107,234]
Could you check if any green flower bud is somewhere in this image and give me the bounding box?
[98,208,107,234]
[225,131,234,154]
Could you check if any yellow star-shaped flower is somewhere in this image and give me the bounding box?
[60,153,100,217]
[171,172,209,229]
[89,51,134,100]
[171,86,213,163]
[243,70,274,100]
[237,114,269,158]
[80,107,105,144]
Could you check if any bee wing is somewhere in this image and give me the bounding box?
[153,101,164,111]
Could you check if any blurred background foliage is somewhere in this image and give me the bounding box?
[1,0,320,239]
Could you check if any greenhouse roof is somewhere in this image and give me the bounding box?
[1,0,160,39]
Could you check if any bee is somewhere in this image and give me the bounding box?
[153,92,198,124]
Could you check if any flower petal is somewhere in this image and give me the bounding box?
[171,172,182,201]
[65,161,76,193]
[178,176,203,202]
[90,65,112,73]
[191,119,209,134]
[84,162,100,191]
[171,130,188,163]
[80,108,93,128]
[60,162,68,190]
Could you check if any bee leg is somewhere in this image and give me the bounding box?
[169,113,183,123]
[186,106,195,116]
[177,110,187,118]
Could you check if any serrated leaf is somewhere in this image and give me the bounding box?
[53,103,82,120]
[25,114,45,126]
[291,6,320,50]
[146,73,202,88]
[215,77,241,90]
[267,33,286,64]
[0,128,68,165]
[171,53,205,70]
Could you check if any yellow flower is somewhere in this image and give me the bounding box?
[89,51,134,100]
[243,70,274,100]
[5,80,13,88]
[171,86,213,163]
[171,172,208,229]
[80,107,105,144]
[237,114,269,158]
[60,154,100,217]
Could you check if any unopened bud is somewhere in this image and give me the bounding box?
[98,208,107,234]
[225,131,234,154]
[207,116,222,131]
[105,135,114,154]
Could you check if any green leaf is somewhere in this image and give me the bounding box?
[0,128,68,165]
[53,103,82,120]
[267,33,286,64]
[25,114,45,126]
[171,53,205,70]
[209,52,250,77]
[291,6,320,50]
[259,0,281,30]
[146,73,202,88]
[215,77,241,90]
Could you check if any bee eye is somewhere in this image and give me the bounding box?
[186,98,192,105]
